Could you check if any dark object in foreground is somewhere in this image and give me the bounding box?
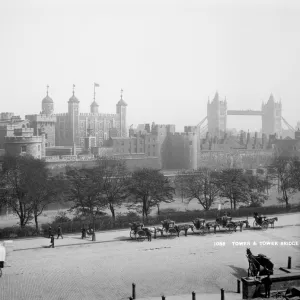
[50,235,55,248]
[246,248,274,277]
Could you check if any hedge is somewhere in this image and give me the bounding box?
[1,204,299,239]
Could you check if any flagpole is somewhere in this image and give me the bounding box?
[93,83,95,101]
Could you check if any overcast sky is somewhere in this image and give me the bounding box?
[0,0,299,132]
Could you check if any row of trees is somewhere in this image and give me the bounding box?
[0,155,175,230]
[175,156,300,210]
[0,154,299,230]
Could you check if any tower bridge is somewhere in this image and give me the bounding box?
[227,110,263,116]
[196,92,294,138]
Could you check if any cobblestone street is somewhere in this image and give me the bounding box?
[1,213,299,300]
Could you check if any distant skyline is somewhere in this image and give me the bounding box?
[0,0,299,132]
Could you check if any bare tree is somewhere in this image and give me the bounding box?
[244,174,269,207]
[96,159,131,224]
[66,167,106,240]
[177,168,220,210]
[268,156,299,208]
[128,168,174,220]
[0,155,61,229]
[218,168,249,210]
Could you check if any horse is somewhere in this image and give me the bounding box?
[174,224,193,237]
[266,217,278,229]
[246,248,274,276]
[205,221,220,233]
[231,220,249,232]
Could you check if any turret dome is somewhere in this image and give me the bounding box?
[68,92,79,103]
[42,94,53,103]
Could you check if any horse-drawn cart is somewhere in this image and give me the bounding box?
[206,215,236,233]
[155,219,178,238]
[190,218,208,235]
[129,222,148,241]
[253,213,278,231]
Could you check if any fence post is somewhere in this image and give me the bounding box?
[132,283,136,299]
[192,291,196,300]
[221,288,224,300]
[288,256,292,269]
[237,280,241,293]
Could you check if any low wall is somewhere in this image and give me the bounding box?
[46,157,161,175]
[242,273,300,299]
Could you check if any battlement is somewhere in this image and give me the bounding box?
[79,113,118,118]
[4,136,42,143]
[54,113,68,117]
[26,114,56,122]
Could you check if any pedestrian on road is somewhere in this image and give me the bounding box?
[50,234,55,248]
[144,228,152,242]
[81,227,86,239]
[57,226,63,239]
[48,226,52,238]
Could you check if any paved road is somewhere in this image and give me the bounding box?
[0,213,299,300]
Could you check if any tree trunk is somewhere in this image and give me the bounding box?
[34,213,39,232]
[157,204,160,215]
[109,204,115,227]
[283,189,289,208]
[92,215,96,241]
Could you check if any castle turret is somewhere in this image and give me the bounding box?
[90,101,99,114]
[68,85,80,145]
[42,85,54,115]
[90,82,99,114]
[116,89,127,137]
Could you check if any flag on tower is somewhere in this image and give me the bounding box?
[94,83,100,87]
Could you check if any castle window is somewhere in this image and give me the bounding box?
[21,146,26,153]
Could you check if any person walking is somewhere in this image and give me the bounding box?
[81,226,86,239]
[50,234,55,248]
[57,226,63,239]
[48,226,52,238]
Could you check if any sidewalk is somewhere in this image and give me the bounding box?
[6,228,130,251]
[136,292,243,300]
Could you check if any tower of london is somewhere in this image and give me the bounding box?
[26,86,127,149]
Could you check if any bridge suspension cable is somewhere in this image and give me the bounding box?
[281,117,295,132]
[196,116,207,128]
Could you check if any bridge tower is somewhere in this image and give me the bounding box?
[262,94,282,137]
[207,92,227,138]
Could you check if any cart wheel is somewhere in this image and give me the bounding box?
[130,230,136,239]
[168,228,177,238]
[198,226,205,235]
[226,223,235,233]
[136,230,146,241]
[261,221,268,231]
